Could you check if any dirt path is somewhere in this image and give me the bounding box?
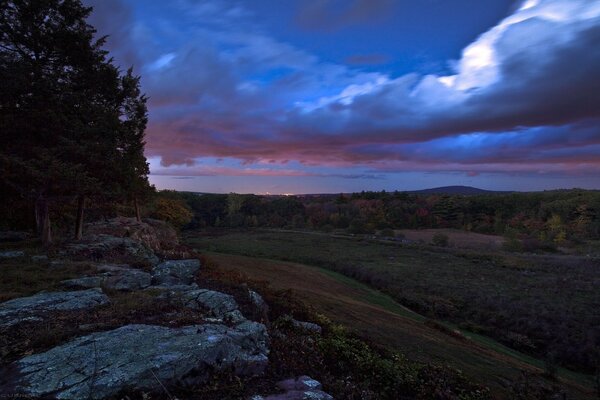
[205,252,595,400]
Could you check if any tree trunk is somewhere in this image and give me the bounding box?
[75,195,85,240]
[35,194,52,245]
[134,196,141,223]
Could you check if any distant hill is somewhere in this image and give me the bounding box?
[407,186,509,195]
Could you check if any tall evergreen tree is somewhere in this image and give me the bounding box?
[0,0,151,243]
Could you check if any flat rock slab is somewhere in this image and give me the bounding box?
[252,376,333,400]
[0,288,109,328]
[62,267,152,291]
[1,322,269,399]
[152,259,201,285]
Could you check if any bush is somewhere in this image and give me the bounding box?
[432,233,449,247]
[150,198,193,229]
[379,228,395,237]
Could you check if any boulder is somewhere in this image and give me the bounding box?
[0,288,109,328]
[63,234,159,266]
[181,289,245,323]
[85,217,179,253]
[251,376,333,400]
[152,259,201,285]
[62,266,152,291]
[291,320,322,334]
[1,322,269,399]
[248,289,269,323]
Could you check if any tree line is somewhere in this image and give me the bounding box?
[0,0,152,244]
[173,189,600,247]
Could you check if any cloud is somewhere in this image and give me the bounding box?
[85,0,600,181]
[151,161,382,179]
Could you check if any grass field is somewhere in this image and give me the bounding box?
[395,228,505,250]
[185,229,599,398]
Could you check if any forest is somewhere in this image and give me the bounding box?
[166,189,600,252]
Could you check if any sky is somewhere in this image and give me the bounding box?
[85,0,600,194]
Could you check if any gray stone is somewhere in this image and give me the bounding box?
[85,217,179,253]
[94,263,131,272]
[63,234,159,266]
[1,321,269,399]
[0,250,25,259]
[249,290,269,323]
[62,268,152,291]
[147,283,200,294]
[182,289,245,323]
[292,320,322,334]
[252,376,333,400]
[105,269,152,291]
[152,259,201,285]
[0,288,109,328]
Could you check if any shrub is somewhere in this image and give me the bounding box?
[379,228,395,237]
[432,233,449,247]
[150,198,193,228]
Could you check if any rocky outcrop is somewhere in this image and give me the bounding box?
[62,265,152,291]
[85,217,179,253]
[63,234,160,265]
[181,289,245,323]
[0,288,109,328]
[1,322,269,399]
[152,259,201,285]
[252,376,333,400]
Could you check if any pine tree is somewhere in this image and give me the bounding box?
[0,0,151,243]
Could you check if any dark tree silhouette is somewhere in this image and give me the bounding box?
[0,0,150,243]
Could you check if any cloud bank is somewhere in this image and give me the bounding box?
[85,0,600,188]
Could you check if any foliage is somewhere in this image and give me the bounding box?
[173,190,600,249]
[431,232,449,247]
[0,0,151,239]
[150,197,193,229]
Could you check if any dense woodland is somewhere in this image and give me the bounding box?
[169,190,600,251]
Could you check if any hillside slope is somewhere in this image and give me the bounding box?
[202,252,596,399]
